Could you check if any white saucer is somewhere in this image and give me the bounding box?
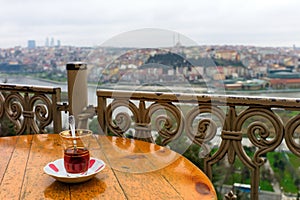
[44,157,105,183]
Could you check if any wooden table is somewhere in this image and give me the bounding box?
[0,134,217,200]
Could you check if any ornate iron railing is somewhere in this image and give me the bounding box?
[0,84,67,135]
[96,89,300,200]
[1,79,300,199]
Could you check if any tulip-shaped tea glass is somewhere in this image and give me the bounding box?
[59,129,93,175]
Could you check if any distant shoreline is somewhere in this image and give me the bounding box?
[0,74,66,85]
[225,88,300,94]
[1,74,300,97]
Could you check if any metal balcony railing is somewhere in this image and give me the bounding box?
[1,62,300,199]
[0,84,67,135]
[96,89,300,200]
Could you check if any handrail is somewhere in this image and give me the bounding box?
[97,88,300,108]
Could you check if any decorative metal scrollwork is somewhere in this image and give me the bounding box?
[30,94,53,133]
[186,105,225,156]
[0,91,56,135]
[96,89,300,200]
[146,102,184,145]
[235,107,284,166]
[4,93,25,134]
[106,99,139,137]
[285,114,300,156]
[0,93,5,118]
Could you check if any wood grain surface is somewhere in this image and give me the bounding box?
[0,134,216,200]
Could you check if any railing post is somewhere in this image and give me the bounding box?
[66,62,88,128]
[52,87,63,133]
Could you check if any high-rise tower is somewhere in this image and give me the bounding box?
[27,40,36,49]
[45,37,49,47]
[50,37,55,47]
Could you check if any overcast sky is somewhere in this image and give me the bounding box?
[1,0,300,48]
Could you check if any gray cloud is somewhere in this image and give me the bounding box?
[0,0,300,47]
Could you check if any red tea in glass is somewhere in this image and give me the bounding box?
[60,129,92,174]
[64,147,90,174]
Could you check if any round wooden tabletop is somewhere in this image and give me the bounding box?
[0,134,217,200]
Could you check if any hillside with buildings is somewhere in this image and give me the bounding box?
[0,44,300,92]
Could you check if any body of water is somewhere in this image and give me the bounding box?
[3,75,300,105]
[3,75,98,105]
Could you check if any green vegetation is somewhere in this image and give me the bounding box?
[267,152,300,193]
[0,115,16,136]
[213,58,245,68]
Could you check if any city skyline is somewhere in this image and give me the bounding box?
[1,0,300,48]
